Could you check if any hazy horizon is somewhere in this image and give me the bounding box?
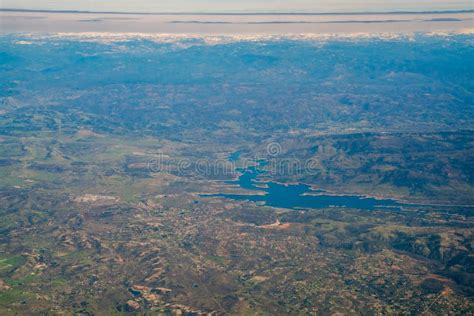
[1,0,473,13]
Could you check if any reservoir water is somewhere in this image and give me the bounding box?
[212,165,408,211]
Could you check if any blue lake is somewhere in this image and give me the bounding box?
[228,151,241,162]
[212,166,409,211]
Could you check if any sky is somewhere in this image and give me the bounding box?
[1,0,473,13]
